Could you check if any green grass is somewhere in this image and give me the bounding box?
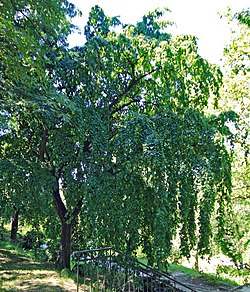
[169,263,239,286]
[137,257,240,287]
[0,239,77,291]
[168,263,201,277]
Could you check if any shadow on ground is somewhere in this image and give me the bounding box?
[0,248,76,291]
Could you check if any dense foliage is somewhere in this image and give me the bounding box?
[0,2,243,270]
[217,8,250,265]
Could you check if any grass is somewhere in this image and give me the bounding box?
[138,256,241,288]
[169,263,201,277]
[0,240,77,291]
[0,240,33,258]
[169,263,239,287]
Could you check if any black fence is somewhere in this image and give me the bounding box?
[72,247,197,292]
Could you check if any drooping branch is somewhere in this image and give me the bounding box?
[232,184,250,200]
[233,184,250,190]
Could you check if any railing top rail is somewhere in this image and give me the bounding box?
[72,247,113,259]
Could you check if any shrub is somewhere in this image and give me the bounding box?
[20,229,45,250]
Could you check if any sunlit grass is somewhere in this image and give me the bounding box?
[169,263,239,286]
[0,240,76,291]
[137,256,242,287]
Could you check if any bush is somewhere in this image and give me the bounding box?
[20,229,45,250]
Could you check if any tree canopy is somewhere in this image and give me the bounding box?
[216,8,250,265]
[0,3,237,269]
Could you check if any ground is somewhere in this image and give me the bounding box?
[172,270,235,292]
[0,247,248,292]
[0,248,76,291]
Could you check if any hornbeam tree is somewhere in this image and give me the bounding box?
[0,5,235,269]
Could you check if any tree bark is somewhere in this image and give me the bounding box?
[52,180,83,270]
[10,209,19,242]
[194,252,199,271]
[56,220,72,270]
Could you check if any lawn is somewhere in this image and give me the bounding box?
[0,242,76,291]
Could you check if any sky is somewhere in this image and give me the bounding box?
[68,0,249,65]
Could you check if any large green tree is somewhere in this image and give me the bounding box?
[0,5,234,269]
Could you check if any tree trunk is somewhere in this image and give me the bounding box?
[10,209,19,242]
[194,252,199,271]
[56,220,72,270]
[52,174,83,270]
[0,220,4,240]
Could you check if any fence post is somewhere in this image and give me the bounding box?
[76,258,79,292]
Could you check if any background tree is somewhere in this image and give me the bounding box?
[0,0,77,265]
[217,8,250,264]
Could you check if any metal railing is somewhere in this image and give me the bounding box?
[72,247,197,292]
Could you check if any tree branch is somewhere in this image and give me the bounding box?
[232,185,250,200]
[53,188,67,222]
[10,0,47,44]
[51,169,67,222]
[111,97,141,114]
[39,130,48,162]
[109,67,160,110]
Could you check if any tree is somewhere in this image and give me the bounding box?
[0,0,77,261]
[0,0,76,102]
[217,8,250,264]
[0,5,234,269]
[0,158,54,242]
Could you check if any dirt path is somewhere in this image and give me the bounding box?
[0,248,77,291]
